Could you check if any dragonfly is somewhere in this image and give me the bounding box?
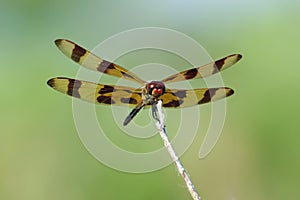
[47,39,242,125]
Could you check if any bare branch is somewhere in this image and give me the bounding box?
[153,100,202,200]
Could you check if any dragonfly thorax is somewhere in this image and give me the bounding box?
[145,81,166,98]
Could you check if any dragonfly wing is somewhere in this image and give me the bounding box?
[159,87,234,108]
[47,77,143,106]
[55,39,145,84]
[161,54,242,83]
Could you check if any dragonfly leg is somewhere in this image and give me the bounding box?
[151,103,160,123]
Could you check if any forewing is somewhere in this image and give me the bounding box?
[161,54,242,83]
[159,87,234,108]
[55,39,145,84]
[47,77,142,106]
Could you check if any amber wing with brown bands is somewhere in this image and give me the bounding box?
[55,39,145,84]
[161,54,242,83]
[159,87,234,108]
[47,77,143,106]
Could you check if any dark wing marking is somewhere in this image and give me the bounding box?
[161,54,242,83]
[159,87,234,108]
[55,39,145,84]
[47,77,142,106]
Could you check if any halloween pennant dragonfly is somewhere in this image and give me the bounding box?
[47,39,242,125]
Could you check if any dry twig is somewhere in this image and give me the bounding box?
[153,100,201,200]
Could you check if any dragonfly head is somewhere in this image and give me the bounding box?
[146,81,166,98]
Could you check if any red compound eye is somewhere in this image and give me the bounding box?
[152,88,163,96]
[146,81,165,98]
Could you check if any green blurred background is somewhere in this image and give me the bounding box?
[1,0,300,199]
